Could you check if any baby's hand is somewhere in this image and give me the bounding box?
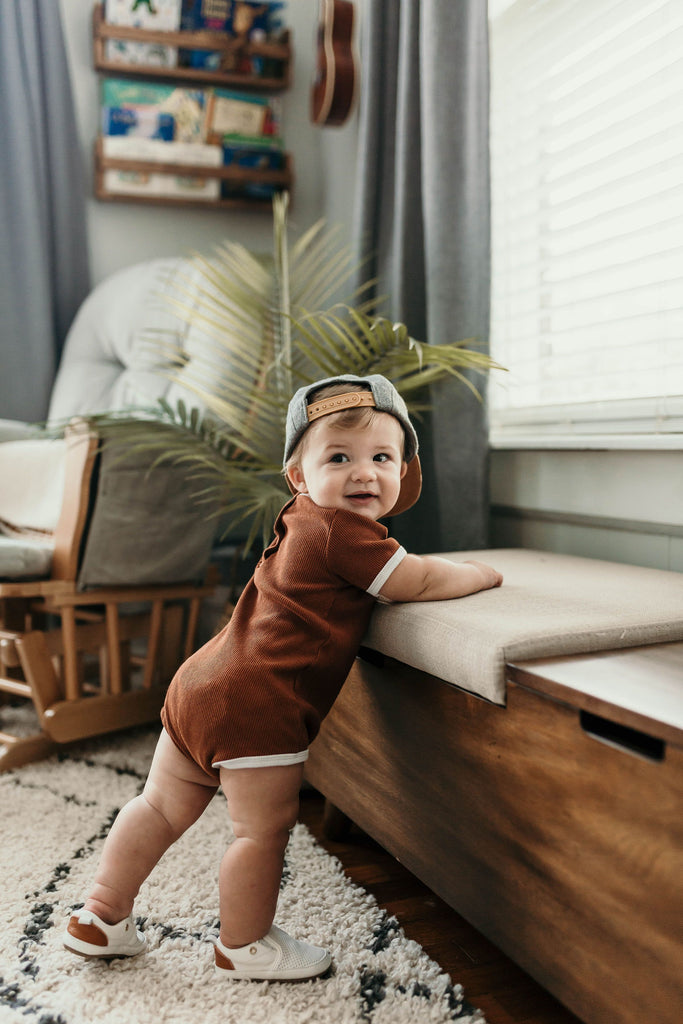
[464,560,504,590]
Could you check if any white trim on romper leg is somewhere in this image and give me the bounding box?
[213,749,310,770]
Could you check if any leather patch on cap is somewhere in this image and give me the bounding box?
[67,918,108,947]
[307,392,376,422]
[215,946,235,970]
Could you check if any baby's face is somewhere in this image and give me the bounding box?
[288,413,407,520]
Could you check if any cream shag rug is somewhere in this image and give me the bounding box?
[0,723,484,1024]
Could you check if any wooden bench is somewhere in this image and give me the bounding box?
[305,550,683,1024]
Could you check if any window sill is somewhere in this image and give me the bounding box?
[488,396,683,450]
[489,433,683,451]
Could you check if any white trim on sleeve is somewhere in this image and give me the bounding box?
[213,749,309,770]
[366,545,407,597]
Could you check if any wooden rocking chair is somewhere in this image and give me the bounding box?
[0,424,215,770]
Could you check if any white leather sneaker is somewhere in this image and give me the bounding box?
[214,924,331,980]
[63,908,146,959]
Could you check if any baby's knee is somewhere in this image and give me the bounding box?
[232,796,299,845]
[274,796,300,835]
[141,784,191,842]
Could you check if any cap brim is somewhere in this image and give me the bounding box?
[384,455,422,517]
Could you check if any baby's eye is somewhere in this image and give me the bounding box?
[374,452,391,463]
[330,452,348,463]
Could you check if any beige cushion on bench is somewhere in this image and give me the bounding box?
[364,549,683,704]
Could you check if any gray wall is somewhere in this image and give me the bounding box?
[58,0,359,286]
[490,449,683,571]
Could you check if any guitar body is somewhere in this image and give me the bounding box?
[311,0,358,127]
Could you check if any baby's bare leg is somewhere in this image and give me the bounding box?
[85,730,218,924]
[218,762,305,948]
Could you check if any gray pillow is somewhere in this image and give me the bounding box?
[78,443,218,588]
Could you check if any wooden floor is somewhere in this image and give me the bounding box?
[298,786,583,1024]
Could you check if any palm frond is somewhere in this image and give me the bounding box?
[290,308,504,402]
[86,196,505,551]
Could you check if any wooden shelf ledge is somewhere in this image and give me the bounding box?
[94,138,293,210]
[92,3,291,90]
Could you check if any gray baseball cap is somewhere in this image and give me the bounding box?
[283,374,421,516]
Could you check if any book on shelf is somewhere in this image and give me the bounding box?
[205,88,281,142]
[101,136,223,200]
[180,0,233,71]
[220,132,284,200]
[101,79,209,144]
[104,0,183,68]
[179,1,286,74]
[102,107,175,141]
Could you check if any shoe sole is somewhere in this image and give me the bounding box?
[63,940,146,960]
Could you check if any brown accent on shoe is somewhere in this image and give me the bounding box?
[214,946,235,970]
[67,917,108,947]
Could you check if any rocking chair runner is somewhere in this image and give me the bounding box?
[0,423,215,770]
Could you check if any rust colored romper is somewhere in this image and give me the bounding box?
[161,495,406,778]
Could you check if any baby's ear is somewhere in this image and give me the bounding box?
[286,464,307,493]
[400,461,408,480]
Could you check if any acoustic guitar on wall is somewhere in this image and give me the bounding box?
[311,0,359,127]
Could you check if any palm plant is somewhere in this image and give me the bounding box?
[91,193,502,551]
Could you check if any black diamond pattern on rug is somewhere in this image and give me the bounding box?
[1,726,485,1024]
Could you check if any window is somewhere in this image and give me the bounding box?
[488,0,683,448]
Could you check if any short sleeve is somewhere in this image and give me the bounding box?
[325,510,407,593]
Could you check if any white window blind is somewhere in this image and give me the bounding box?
[488,0,683,448]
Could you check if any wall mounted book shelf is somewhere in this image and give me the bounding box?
[91,3,293,210]
[92,4,291,90]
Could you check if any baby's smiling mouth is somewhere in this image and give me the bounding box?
[347,491,377,501]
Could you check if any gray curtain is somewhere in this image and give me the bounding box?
[354,0,490,552]
[0,0,90,423]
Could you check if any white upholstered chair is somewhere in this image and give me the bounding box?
[0,258,221,769]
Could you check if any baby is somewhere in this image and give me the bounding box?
[64,373,502,980]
